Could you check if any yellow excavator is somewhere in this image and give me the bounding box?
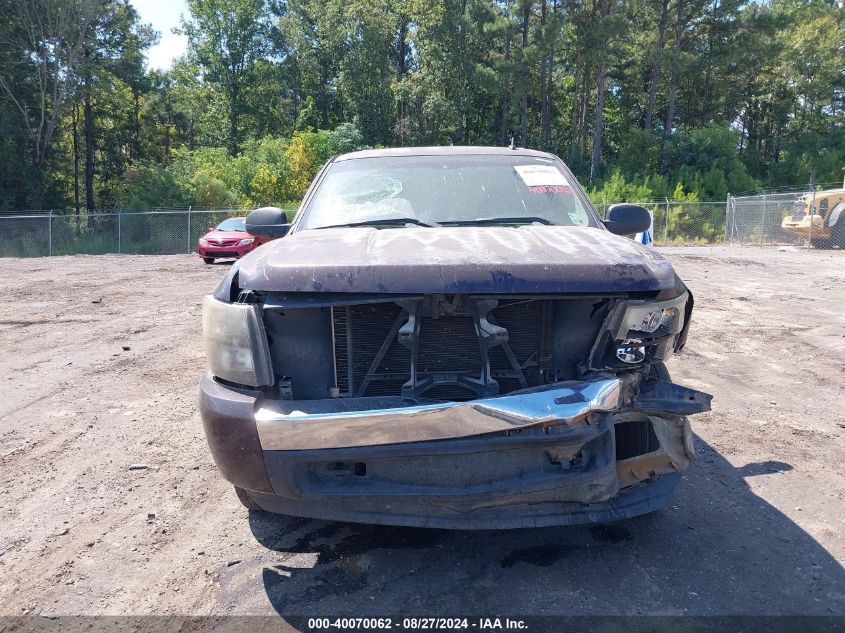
[781,170,845,248]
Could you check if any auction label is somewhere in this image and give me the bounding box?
[513,165,569,189]
[305,617,528,631]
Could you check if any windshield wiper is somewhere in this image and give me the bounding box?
[440,216,555,226]
[315,217,437,229]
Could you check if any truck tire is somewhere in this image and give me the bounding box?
[832,220,845,249]
[234,486,264,512]
[810,237,832,249]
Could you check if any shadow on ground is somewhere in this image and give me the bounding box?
[244,437,842,616]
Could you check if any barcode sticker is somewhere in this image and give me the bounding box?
[514,164,569,188]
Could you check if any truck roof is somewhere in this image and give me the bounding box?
[334,146,558,162]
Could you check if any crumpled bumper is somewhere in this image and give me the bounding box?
[199,371,711,529]
[254,377,622,450]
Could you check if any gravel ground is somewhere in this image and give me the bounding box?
[0,247,843,620]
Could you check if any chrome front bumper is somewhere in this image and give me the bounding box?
[254,377,622,450]
[199,371,711,528]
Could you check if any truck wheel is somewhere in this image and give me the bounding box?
[203,257,215,264]
[832,221,845,249]
[810,237,832,249]
[234,486,264,512]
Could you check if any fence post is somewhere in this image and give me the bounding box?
[187,206,192,254]
[808,177,815,250]
[48,211,52,257]
[663,197,669,244]
[761,192,767,246]
[118,210,122,254]
[724,194,731,245]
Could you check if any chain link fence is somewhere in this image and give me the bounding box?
[4,202,727,257]
[0,209,276,258]
[0,192,835,257]
[594,201,727,246]
[724,192,804,246]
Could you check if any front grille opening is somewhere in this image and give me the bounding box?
[615,420,661,460]
[332,304,410,397]
[417,316,480,373]
[332,298,555,400]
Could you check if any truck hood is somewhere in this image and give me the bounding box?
[237,225,677,294]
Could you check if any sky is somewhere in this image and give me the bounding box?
[130,0,189,70]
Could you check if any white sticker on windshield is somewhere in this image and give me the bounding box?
[514,164,570,190]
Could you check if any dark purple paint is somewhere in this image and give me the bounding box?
[236,225,676,294]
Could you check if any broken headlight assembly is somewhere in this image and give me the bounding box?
[589,292,689,369]
[202,296,274,387]
[615,295,686,339]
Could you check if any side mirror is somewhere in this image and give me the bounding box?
[246,206,291,238]
[207,226,214,232]
[603,203,652,236]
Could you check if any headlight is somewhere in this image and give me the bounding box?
[202,296,273,387]
[612,293,687,341]
[199,238,208,246]
[238,238,254,246]
[597,292,688,366]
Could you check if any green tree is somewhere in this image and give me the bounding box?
[2,0,844,212]
[0,0,101,208]
[180,0,274,155]
[279,0,347,130]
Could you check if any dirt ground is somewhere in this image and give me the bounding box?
[0,247,843,621]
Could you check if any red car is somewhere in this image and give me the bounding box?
[198,217,265,264]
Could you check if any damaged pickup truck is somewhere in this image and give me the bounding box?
[199,146,712,529]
